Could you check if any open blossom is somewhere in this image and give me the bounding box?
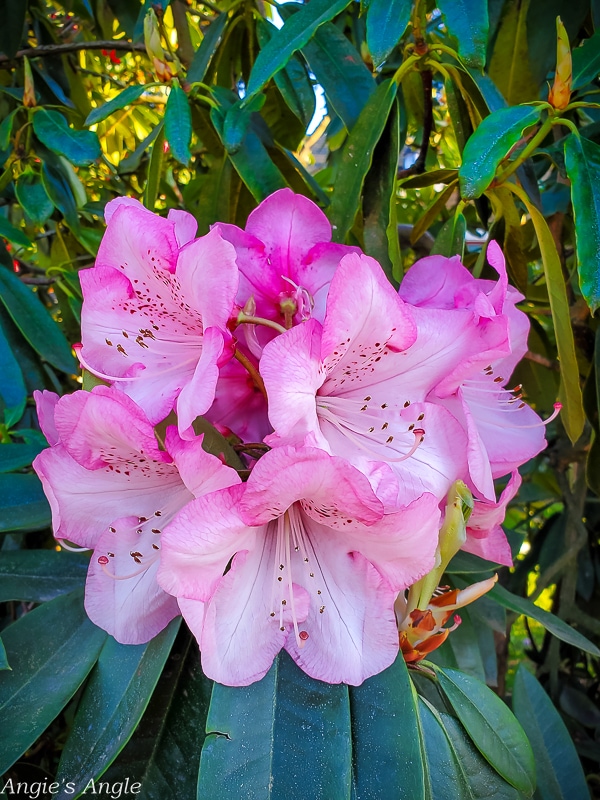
[216,188,359,331]
[77,197,239,437]
[399,241,552,499]
[32,386,239,644]
[158,446,441,686]
[260,252,512,505]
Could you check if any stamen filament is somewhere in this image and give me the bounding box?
[98,553,159,580]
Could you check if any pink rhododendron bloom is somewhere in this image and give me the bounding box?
[158,446,440,686]
[217,187,359,330]
[462,470,521,566]
[260,252,511,504]
[77,197,239,437]
[399,241,553,498]
[32,386,239,644]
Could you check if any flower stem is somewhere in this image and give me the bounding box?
[234,348,267,400]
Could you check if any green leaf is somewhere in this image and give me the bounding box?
[100,631,213,799]
[508,183,585,444]
[256,20,316,129]
[431,212,466,259]
[400,168,459,188]
[513,666,589,800]
[143,123,165,211]
[459,105,542,198]
[199,651,351,798]
[0,442,44,473]
[0,473,50,533]
[164,85,192,166]
[366,0,411,68]
[0,590,107,775]
[15,171,54,226]
[55,619,180,796]
[351,654,425,799]
[0,638,8,672]
[0,0,26,59]
[0,215,32,249]
[247,0,351,97]
[41,161,80,232]
[32,109,101,168]
[0,550,89,602]
[0,268,76,374]
[187,12,228,84]
[446,608,486,682]
[85,84,149,126]
[437,0,489,69]
[211,102,287,202]
[435,667,535,795]
[488,583,600,656]
[446,550,501,574]
[572,29,600,90]
[119,124,163,175]
[329,79,398,243]
[0,321,26,427]
[410,181,459,244]
[363,96,402,284]
[302,22,376,130]
[487,0,539,105]
[0,108,18,151]
[564,135,600,313]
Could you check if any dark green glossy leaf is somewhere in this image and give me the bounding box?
[420,700,523,799]
[223,94,266,154]
[329,79,398,243]
[0,590,107,775]
[572,29,600,90]
[459,106,542,198]
[435,668,535,795]
[41,161,80,232]
[437,0,489,69]
[0,473,50,533]
[211,103,287,202]
[247,0,350,97]
[487,0,539,105]
[446,550,501,574]
[0,550,89,602]
[507,184,585,444]
[199,651,351,799]
[488,583,600,656]
[431,212,466,259]
[0,442,45,472]
[257,20,316,129]
[85,84,149,126]
[351,654,425,800]
[187,12,228,84]
[302,22,376,130]
[513,666,589,800]
[0,638,8,671]
[0,109,18,151]
[15,171,54,226]
[400,168,459,188]
[564,134,600,313]
[0,320,26,428]
[33,109,101,167]
[0,305,45,396]
[363,96,401,283]
[143,123,165,211]
[119,124,162,174]
[0,0,26,58]
[0,268,76,374]
[0,216,32,249]
[100,631,213,800]
[55,619,180,797]
[446,608,486,682]
[164,85,192,166]
[366,0,411,68]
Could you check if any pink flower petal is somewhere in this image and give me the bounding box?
[164,426,240,497]
[34,390,60,446]
[167,208,198,246]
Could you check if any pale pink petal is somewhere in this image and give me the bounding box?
[321,253,416,372]
[167,208,198,246]
[177,596,205,639]
[295,241,360,322]
[261,319,326,445]
[462,527,513,566]
[157,484,254,601]
[284,534,399,685]
[398,254,469,308]
[164,427,241,497]
[214,223,277,312]
[176,228,239,331]
[104,196,144,225]
[34,390,60,446]
[200,547,309,686]
[239,446,384,528]
[175,326,226,438]
[86,518,179,644]
[463,470,519,567]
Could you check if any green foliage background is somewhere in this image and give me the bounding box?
[0,0,600,797]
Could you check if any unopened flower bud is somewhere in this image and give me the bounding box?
[548,17,572,111]
[23,56,36,108]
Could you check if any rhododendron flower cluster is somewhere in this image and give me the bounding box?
[33,189,556,687]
